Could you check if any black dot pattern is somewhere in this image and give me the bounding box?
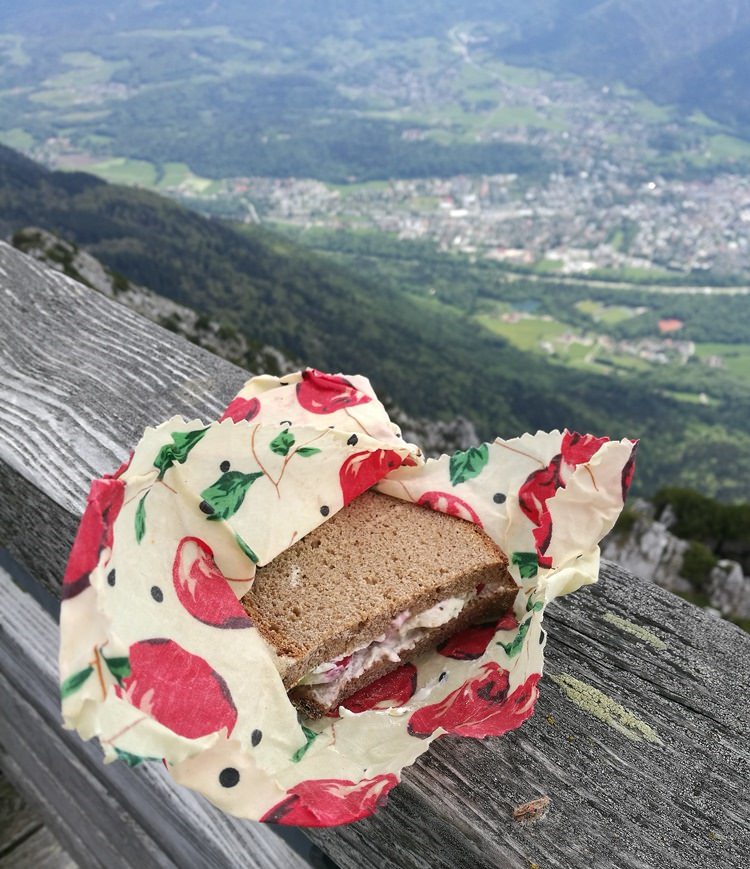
[493,492,506,504]
[107,569,116,587]
[150,586,164,603]
[347,434,358,446]
[320,505,330,517]
[219,767,240,788]
[251,729,262,747]
[199,500,214,515]
[220,460,230,473]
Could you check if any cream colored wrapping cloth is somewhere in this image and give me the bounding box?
[59,369,637,826]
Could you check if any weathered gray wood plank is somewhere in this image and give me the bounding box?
[0,771,42,858]
[0,240,246,595]
[311,563,750,869]
[1,241,749,868]
[0,826,78,869]
[0,568,312,869]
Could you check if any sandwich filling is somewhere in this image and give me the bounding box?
[294,581,505,708]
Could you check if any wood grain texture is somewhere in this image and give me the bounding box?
[0,240,247,593]
[310,563,750,868]
[0,771,42,858]
[0,570,312,869]
[1,241,749,868]
[0,826,78,869]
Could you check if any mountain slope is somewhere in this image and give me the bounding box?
[1,144,748,498]
[4,1,750,136]
[497,0,750,131]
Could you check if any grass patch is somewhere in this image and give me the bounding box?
[485,105,563,129]
[705,134,750,162]
[629,99,673,123]
[0,127,34,150]
[46,51,128,89]
[587,265,677,282]
[575,299,641,324]
[694,343,750,380]
[689,110,721,130]
[156,162,213,192]
[475,312,568,350]
[600,352,652,372]
[533,258,564,273]
[58,110,110,123]
[328,180,391,197]
[557,341,592,365]
[87,157,158,186]
[486,61,554,87]
[662,389,714,405]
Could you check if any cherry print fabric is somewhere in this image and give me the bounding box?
[59,368,636,825]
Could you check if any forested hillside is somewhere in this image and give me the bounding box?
[2,144,749,499]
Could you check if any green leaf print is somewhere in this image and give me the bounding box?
[153,427,209,480]
[526,596,544,613]
[200,470,264,521]
[511,551,539,580]
[103,655,131,684]
[235,533,259,564]
[270,429,295,456]
[114,748,159,767]
[449,444,489,486]
[60,665,93,699]
[135,493,147,543]
[296,447,321,457]
[498,618,531,657]
[291,724,318,763]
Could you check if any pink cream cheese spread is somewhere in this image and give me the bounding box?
[297,583,502,706]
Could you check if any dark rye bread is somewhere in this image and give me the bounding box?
[289,589,515,719]
[241,491,517,693]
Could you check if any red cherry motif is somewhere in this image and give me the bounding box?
[260,774,399,826]
[339,449,407,505]
[495,608,519,632]
[417,491,482,527]
[220,396,261,423]
[336,664,418,715]
[518,430,609,569]
[112,451,134,478]
[407,663,540,739]
[62,476,125,600]
[172,537,251,629]
[116,639,237,739]
[295,368,372,414]
[560,431,609,466]
[437,620,501,660]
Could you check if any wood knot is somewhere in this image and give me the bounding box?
[512,795,551,824]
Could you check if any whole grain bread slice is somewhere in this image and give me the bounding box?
[241,491,517,691]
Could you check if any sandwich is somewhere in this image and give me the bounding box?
[241,491,518,718]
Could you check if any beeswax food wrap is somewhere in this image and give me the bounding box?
[60,368,637,826]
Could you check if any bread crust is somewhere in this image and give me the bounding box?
[240,490,517,702]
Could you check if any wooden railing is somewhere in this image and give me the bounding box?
[0,241,747,869]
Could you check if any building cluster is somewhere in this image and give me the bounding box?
[233,169,750,277]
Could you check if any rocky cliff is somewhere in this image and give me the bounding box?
[603,499,750,626]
